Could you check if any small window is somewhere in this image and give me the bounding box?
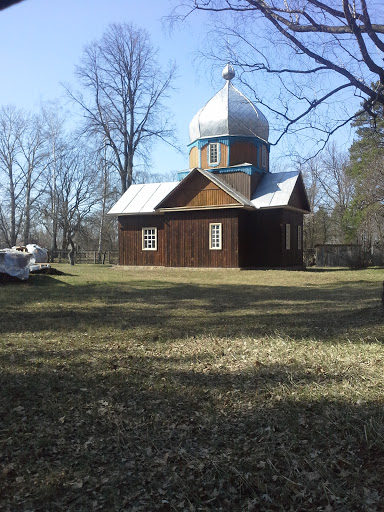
[285,224,291,250]
[261,145,267,168]
[297,225,302,250]
[209,223,222,250]
[142,227,157,251]
[209,143,219,165]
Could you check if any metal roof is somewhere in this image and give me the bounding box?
[108,170,304,216]
[189,70,269,144]
[251,171,301,208]
[108,182,178,215]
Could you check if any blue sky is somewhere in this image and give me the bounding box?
[0,0,357,177]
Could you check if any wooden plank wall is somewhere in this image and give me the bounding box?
[119,215,166,266]
[189,147,198,168]
[216,172,252,199]
[200,144,228,169]
[288,179,310,212]
[118,208,304,268]
[238,209,304,267]
[229,142,258,167]
[160,173,239,208]
[119,210,240,267]
[165,210,239,267]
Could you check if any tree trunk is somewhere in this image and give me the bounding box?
[68,238,76,265]
[23,168,32,245]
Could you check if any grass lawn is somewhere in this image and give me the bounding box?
[1,264,384,511]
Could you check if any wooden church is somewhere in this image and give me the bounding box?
[109,64,310,268]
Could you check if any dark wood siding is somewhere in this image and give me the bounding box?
[119,210,240,268]
[118,208,303,268]
[118,215,166,266]
[165,210,239,267]
[229,142,258,167]
[216,171,263,200]
[159,173,240,208]
[238,209,304,267]
[281,210,304,266]
[288,178,310,212]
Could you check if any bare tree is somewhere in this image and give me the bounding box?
[301,157,324,248]
[19,114,47,244]
[0,106,26,246]
[301,144,354,245]
[172,1,384,151]
[65,23,176,193]
[316,143,354,241]
[55,143,100,264]
[41,101,70,259]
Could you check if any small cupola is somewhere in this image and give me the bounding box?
[189,64,269,143]
[188,64,270,178]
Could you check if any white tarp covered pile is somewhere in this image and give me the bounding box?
[0,249,32,280]
[0,245,50,280]
[26,244,49,271]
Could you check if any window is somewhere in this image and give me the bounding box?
[209,223,222,250]
[285,224,291,250]
[297,225,302,250]
[209,143,219,165]
[142,227,157,251]
[261,145,267,169]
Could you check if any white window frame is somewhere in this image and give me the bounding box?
[208,143,219,165]
[142,227,157,251]
[297,225,302,250]
[285,224,291,250]
[209,223,222,250]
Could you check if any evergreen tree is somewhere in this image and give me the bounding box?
[347,98,384,248]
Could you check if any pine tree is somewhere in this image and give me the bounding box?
[347,98,384,249]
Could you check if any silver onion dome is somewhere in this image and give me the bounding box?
[189,64,269,143]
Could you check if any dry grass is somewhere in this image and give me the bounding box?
[1,264,384,511]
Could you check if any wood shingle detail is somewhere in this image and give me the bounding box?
[156,168,251,210]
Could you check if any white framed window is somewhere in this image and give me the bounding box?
[209,223,222,250]
[208,143,219,165]
[285,224,291,250]
[297,225,302,250]
[142,227,157,251]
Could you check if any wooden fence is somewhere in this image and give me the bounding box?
[309,244,384,267]
[52,250,119,265]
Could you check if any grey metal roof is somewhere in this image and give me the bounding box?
[251,171,301,208]
[108,170,304,216]
[189,80,269,144]
[108,182,178,215]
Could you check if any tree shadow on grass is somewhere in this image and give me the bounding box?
[1,348,383,511]
[1,279,383,342]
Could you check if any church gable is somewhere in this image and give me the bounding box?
[288,174,311,212]
[156,168,244,210]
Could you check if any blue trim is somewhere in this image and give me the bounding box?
[177,170,190,181]
[197,137,230,150]
[211,164,267,176]
[188,135,270,149]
